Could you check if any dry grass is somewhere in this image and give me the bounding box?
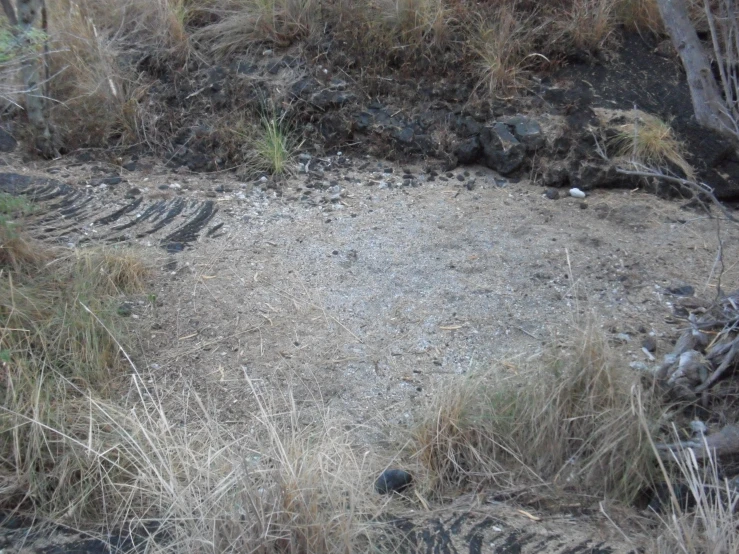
[2,364,379,551]
[376,0,453,49]
[607,110,695,179]
[0,193,47,270]
[651,431,739,553]
[412,318,661,503]
[0,216,377,551]
[195,0,318,54]
[45,1,163,149]
[549,0,618,55]
[616,0,663,35]
[472,5,546,97]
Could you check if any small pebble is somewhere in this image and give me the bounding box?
[544,188,559,200]
[569,187,586,198]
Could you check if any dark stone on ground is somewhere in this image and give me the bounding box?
[164,242,185,253]
[90,176,123,186]
[568,162,630,190]
[375,469,413,494]
[499,115,545,152]
[542,164,569,188]
[544,188,560,200]
[122,161,138,171]
[479,124,526,175]
[125,187,141,198]
[667,285,695,297]
[454,137,481,165]
[0,127,17,152]
[642,336,657,353]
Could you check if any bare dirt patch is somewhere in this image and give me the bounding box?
[102,159,738,435]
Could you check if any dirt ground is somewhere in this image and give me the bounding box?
[128,161,737,432]
[7,152,739,433]
[7,150,739,426]
[4,153,739,552]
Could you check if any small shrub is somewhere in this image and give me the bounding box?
[254,115,300,175]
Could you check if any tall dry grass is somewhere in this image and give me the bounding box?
[472,4,548,97]
[651,430,739,553]
[412,318,662,503]
[195,0,319,53]
[0,208,379,551]
[606,110,695,179]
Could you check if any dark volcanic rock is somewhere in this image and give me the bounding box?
[542,164,569,188]
[642,336,657,353]
[311,89,354,110]
[569,162,630,190]
[500,115,545,152]
[479,123,526,175]
[454,137,482,165]
[0,127,17,152]
[375,469,413,494]
[90,176,123,186]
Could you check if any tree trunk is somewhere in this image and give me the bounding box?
[656,0,736,140]
[16,0,57,158]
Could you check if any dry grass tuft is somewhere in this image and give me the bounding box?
[652,432,739,553]
[0,193,48,270]
[607,110,695,179]
[2,369,378,550]
[616,0,663,35]
[472,5,546,97]
[549,0,619,55]
[376,0,453,49]
[412,318,661,503]
[46,1,161,149]
[195,0,318,54]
